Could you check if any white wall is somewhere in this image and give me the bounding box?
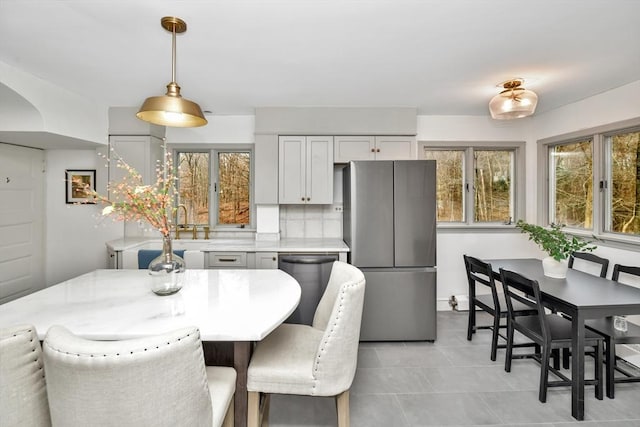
[44,150,122,286]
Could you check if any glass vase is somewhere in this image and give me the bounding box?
[148,235,186,296]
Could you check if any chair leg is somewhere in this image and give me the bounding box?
[248,391,269,427]
[539,345,550,403]
[467,304,475,341]
[248,391,260,427]
[605,337,615,399]
[595,340,603,400]
[336,390,350,427]
[490,314,500,361]
[552,348,560,370]
[562,348,570,369]
[222,397,234,427]
[505,319,514,372]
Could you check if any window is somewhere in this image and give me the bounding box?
[421,141,524,226]
[175,147,253,229]
[549,139,593,228]
[539,118,640,243]
[607,130,640,236]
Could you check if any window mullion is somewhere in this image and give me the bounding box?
[466,147,473,225]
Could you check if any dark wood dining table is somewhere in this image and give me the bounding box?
[487,258,640,421]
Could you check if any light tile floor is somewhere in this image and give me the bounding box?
[266,311,640,426]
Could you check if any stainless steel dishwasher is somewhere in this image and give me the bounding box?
[278,254,338,325]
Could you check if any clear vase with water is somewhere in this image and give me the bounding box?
[148,235,186,296]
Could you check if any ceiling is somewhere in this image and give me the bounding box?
[1,0,639,118]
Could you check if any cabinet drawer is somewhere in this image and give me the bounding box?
[208,252,247,268]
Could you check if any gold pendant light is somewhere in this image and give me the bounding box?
[488,78,538,120]
[137,17,207,128]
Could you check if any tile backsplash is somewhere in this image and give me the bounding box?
[279,204,343,238]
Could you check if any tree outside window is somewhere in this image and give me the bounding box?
[550,140,593,229]
[608,130,640,236]
[423,145,519,225]
[176,149,251,228]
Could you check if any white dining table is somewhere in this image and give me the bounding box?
[0,268,301,427]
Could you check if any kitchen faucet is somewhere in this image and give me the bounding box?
[174,204,210,239]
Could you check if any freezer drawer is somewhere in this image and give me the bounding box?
[359,268,436,341]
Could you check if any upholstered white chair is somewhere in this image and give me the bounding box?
[0,324,52,427]
[247,261,366,427]
[42,326,236,427]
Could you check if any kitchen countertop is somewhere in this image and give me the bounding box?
[106,237,349,253]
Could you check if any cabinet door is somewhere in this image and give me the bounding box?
[254,252,278,269]
[279,136,306,204]
[334,136,375,163]
[108,135,164,200]
[374,136,416,160]
[306,136,334,204]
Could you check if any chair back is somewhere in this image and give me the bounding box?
[43,326,213,427]
[311,261,366,394]
[0,325,51,427]
[499,269,549,341]
[464,255,500,311]
[568,252,609,278]
[612,263,640,284]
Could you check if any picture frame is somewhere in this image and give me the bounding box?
[65,169,96,204]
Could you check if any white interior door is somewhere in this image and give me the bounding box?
[0,143,45,303]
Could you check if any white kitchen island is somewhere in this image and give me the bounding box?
[0,268,301,427]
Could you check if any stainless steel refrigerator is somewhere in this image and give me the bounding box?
[343,160,437,341]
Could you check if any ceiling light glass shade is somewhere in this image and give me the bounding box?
[489,79,538,120]
[137,17,207,128]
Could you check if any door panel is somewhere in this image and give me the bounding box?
[347,161,394,267]
[359,269,437,341]
[278,136,306,203]
[306,136,333,204]
[0,144,45,303]
[394,160,437,267]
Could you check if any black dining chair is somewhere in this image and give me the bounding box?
[464,255,537,361]
[586,263,640,398]
[568,252,609,278]
[561,251,610,368]
[500,268,604,403]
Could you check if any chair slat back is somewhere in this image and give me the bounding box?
[464,255,500,311]
[499,268,550,341]
[612,263,640,284]
[569,252,609,278]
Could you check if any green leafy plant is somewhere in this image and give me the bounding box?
[515,220,597,261]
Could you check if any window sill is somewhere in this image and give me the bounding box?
[437,224,520,233]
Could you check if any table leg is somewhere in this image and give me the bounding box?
[234,341,251,427]
[571,312,585,421]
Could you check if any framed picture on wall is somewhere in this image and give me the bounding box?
[65,169,96,204]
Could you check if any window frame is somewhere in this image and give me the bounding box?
[419,140,526,229]
[537,117,640,247]
[171,144,256,231]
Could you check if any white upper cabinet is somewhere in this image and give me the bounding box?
[108,135,164,200]
[334,136,416,162]
[279,136,334,204]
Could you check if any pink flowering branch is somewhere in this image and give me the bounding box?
[88,151,177,238]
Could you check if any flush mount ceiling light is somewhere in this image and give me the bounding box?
[488,78,538,120]
[137,17,207,128]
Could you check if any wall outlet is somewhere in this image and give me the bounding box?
[334,205,343,212]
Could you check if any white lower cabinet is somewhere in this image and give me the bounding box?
[206,251,278,269]
[252,252,278,269]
